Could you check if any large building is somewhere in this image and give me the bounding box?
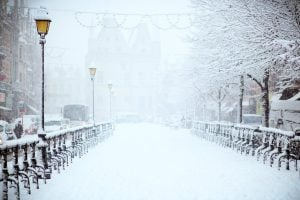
[44,63,87,115]
[85,22,161,121]
[0,0,41,122]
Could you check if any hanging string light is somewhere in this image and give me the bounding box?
[14,6,199,30]
[74,12,198,30]
[74,12,100,28]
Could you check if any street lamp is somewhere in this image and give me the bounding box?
[35,11,51,133]
[89,67,96,125]
[34,9,51,179]
[107,82,113,120]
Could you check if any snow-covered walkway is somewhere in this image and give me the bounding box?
[22,123,300,200]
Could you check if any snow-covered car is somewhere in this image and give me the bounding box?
[270,87,300,131]
[70,120,87,127]
[44,115,64,132]
[0,120,17,144]
[242,114,262,126]
[45,120,63,132]
[14,115,39,135]
[62,118,70,129]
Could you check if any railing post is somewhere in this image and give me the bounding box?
[31,143,37,168]
[13,146,21,200]
[63,135,67,151]
[286,140,291,170]
[38,134,51,179]
[47,140,52,174]
[71,132,75,158]
[2,149,9,200]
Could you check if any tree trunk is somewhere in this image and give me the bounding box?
[246,70,270,127]
[238,75,244,123]
[262,69,270,127]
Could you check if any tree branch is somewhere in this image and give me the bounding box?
[246,73,263,90]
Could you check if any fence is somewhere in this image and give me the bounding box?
[192,121,300,173]
[0,122,113,200]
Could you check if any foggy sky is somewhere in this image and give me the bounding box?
[29,0,192,68]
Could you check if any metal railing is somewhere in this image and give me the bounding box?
[0,122,113,200]
[192,121,300,174]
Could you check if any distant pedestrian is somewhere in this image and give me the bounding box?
[14,121,23,139]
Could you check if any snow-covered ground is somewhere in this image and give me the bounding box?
[20,123,299,200]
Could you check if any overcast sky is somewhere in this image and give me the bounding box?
[30,0,191,13]
[29,0,192,68]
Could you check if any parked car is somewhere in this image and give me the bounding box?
[242,114,262,126]
[14,115,39,135]
[44,115,64,132]
[0,120,16,144]
[62,118,70,129]
[270,86,300,131]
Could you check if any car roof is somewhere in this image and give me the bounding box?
[45,118,63,122]
[0,120,8,126]
[243,114,262,117]
[45,114,63,121]
[289,91,300,101]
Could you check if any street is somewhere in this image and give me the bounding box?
[1,1,300,199]
[21,123,300,200]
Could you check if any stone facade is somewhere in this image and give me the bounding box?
[0,0,41,122]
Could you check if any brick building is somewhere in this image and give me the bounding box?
[0,0,41,122]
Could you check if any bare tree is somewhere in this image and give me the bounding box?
[190,0,300,126]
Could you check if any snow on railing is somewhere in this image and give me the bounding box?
[0,121,113,200]
[193,121,295,137]
[0,135,39,150]
[192,121,300,174]
[258,126,295,137]
[234,123,259,130]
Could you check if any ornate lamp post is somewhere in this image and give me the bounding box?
[107,82,113,121]
[89,67,96,125]
[34,9,51,179]
[35,12,51,132]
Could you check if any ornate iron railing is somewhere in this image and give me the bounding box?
[0,122,113,200]
[192,121,300,173]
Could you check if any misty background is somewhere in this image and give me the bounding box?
[29,0,193,122]
[2,0,299,130]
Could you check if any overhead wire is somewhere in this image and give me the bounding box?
[13,6,200,30]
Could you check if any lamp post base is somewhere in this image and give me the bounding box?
[37,127,51,179]
[37,127,46,137]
